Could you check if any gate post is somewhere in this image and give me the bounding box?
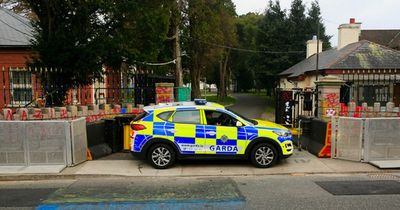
[314,76,345,121]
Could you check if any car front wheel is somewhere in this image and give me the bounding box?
[147,143,176,169]
[250,143,278,168]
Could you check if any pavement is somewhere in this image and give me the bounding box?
[1,150,398,180]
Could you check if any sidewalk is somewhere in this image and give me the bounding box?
[63,151,388,177]
[1,150,399,180]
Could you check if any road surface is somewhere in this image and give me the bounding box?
[1,174,400,209]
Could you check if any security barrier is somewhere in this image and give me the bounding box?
[331,117,363,161]
[364,118,400,162]
[0,118,87,167]
[331,117,400,164]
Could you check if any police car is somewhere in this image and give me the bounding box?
[130,99,293,169]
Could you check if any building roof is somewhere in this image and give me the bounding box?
[360,30,400,50]
[280,40,400,78]
[0,7,32,47]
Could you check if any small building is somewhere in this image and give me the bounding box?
[0,7,37,108]
[279,18,400,107]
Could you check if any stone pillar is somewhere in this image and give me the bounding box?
[314,75,345,121]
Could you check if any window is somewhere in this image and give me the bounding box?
[157,111,173,121]
[9,68,32,105]
[204,110,238,127]
[172,110,200,124]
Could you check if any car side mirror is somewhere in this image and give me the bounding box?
[236,121,243,127]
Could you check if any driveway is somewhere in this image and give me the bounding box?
[229,93,269,119]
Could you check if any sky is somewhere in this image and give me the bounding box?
[232,0,400,47]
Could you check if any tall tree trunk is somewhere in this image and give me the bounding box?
[218,50,230,101]
[173,0,183,87]
[190,60,201,99]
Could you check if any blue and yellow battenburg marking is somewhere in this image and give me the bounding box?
[131,106,293,156]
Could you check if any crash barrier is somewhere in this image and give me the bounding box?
[331,117,400,163]
[339,102,400,118]
[363,118,400,162]
[0,105,143,123]
[297,117,332,158]
[86,115,136,159]
[0,118,87,167]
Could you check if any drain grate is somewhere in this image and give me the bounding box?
[315,180,400,195]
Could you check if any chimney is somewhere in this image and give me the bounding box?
[306,35,323,58]
[338,18,361,49]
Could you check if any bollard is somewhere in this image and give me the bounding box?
[67,105,78,118]
[386,102,395,112]
[41,108,51,119]
[55,107,68,119]
[99,104,111,114]
[78,105,88,116]
[373,102,381,112]
[28,108,43,120]
[2,108,13,121]
[88,104,99,115]
[112,104,121,114]
[126,104,133,113]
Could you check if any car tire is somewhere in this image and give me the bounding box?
[147,143,176,169]
[250,143,278,168]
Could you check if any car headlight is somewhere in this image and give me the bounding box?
[273,130,291,137]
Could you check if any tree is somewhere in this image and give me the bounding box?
[255,0,290,95]
[215,0,237,101]
[26,0,106,105]
[25,0,173,105]
[287,0,308,64]
[232,13,262,92]
[186,0,223,99]
[306,0,332,50]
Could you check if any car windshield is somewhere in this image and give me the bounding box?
[226,108,258,125]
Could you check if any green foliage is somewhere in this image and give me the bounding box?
[25,0,173,105]
[253,0,332,94]
[231,13,262,92]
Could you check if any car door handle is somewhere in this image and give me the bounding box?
[205,131,216,136]
[167,129,176,133]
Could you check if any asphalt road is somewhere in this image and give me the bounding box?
[229,93,269,119]
[1,174,400,210]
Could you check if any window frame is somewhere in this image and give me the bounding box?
[202,109,245,127]
[169,109,201,125]
[156,111,174,122]
[8,67,33,106]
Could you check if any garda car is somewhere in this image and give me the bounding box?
[130,99,293,169]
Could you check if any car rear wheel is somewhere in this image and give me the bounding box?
[250,143,278,168]
[147,143,176,169]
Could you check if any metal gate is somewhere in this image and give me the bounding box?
[275,88,316,127]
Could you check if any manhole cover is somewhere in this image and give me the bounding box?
[315,180,400,195]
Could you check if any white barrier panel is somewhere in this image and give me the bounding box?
[334,117,364,162]
[0,122,26,165]
[364,118,400,162]
[0,118,87,167]
[26,121,68,165]
[68,118,87,166]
